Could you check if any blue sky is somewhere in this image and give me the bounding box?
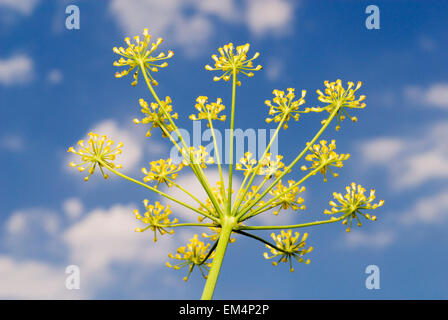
[1,0,448,299]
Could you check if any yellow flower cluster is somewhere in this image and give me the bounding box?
[166,235,214,281]
[265,88,307,129]
[134,200,178,242]
[264,230,313,272]
[269,180,306,215]
[236,152,284,179]
[141,158,184,188]
[325,182,384,232]
[133,97,178,137]
[68,132,123,181]
[235,152,258,176]
[301,140,350,182]
[259,154,285,179]
[113,28,173,86]
[205,43,262,86]
[189,96,226,125]
[305,80,366,131]
[182,146,215,168]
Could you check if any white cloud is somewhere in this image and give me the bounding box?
[359,121,448,189]
[197,0,236,21]
[63,198,83,220]
[109,0,211,54]
[0,256,83,299]
[265,58,284,81]
[1,201,178,298]
[418,36,437,52]
[63,203,174,288]
[405,83,448,109]
[399,190,448,225]
[2,208,63,261]
[109,0,297,54]
[0,0,39,15]
[47,69,63,84]
[0,54,34,86]
[343,230,395,249]
[0,134,25,152]
[246,0,294,36]
[359,138,405,164]
[5,208,59,236]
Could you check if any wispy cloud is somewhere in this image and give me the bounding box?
[0,256,83,299]
[343,230,395,249]
[359,121,448,189]
[0,134,25,152]
[0,201,178,298]
[405,83,448,109]
[265,58,284,81]
[245,0,295,36]
[109,0,297,55]
[0,54,34,86]
[399,189,448,225]
[62,198,84,220]
[47,69,63,85]
[0,0,39,16]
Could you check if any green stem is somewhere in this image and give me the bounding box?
[226,69,237,215]
[237,215,346,231]
[201,217,235,300]
[208,118,226,203]
[163,223,217,228]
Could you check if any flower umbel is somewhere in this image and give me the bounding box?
[269,180,306,215]
[301,140,350,182]
[189,96,226,125]
[235,152,258,176]
[265,88,307,129]
[142,158,184,188]
[113,28,174,86]
[67,29,386,299]
[134,200,178,242]
[182,146,215,168]
[133,97,178,137]
[68,132,123,181]
[259,154,285,179]
[325,182,384,232]
[306,80,366,131]
[166,235,214,281]
[205,43,262,85]
[264,230,313,272]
